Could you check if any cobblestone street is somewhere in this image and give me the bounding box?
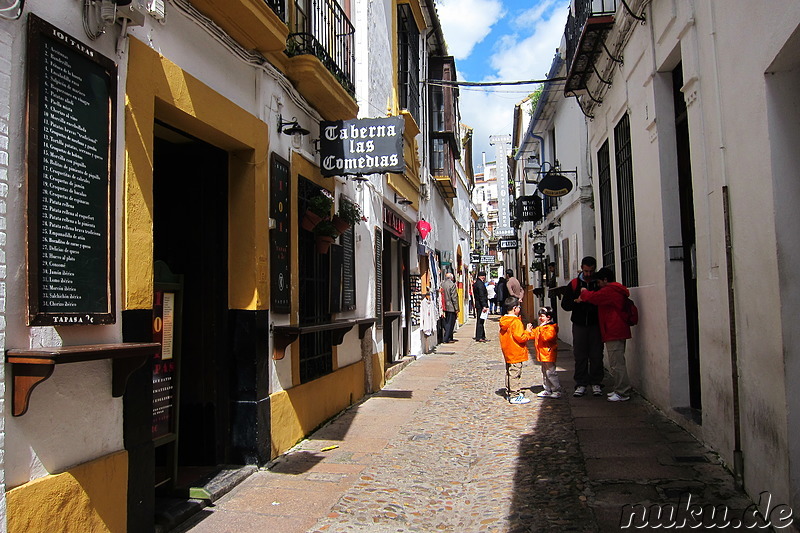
[176,317,758,532]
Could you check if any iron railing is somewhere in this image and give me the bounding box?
[264,0,286,22]
[287,0,355,97]
[565,0,618,70]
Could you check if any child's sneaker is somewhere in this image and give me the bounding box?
[573,386,586,397]
[537,390,552,398]
[592,385,603,396]
[550,391,562,399]
[509,394,531,404]
[607,392,630,402]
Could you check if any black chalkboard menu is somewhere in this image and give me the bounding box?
[270,154,290,313]
[26,15,116,325]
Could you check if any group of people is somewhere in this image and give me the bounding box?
[493,256,633,405]
[472,270,524,342]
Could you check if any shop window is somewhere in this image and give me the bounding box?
[614,113,639,287]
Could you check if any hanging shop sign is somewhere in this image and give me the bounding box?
[537,171,574,197]
[480,255,495,264]
[517,195,542,222]
[470,253,480,263]
[320,116,405,177]
[499,238,519,250]
[494,226,516,237]
[26,15,116,326]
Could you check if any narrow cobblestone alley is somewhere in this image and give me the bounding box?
[175,317,759,533]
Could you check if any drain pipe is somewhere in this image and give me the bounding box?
[710,0,744,486]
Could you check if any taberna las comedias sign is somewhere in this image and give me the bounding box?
[320,116,405,177]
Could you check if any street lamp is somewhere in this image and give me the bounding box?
[476,214,486,232]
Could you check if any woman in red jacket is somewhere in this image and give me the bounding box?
[577,267,632,402]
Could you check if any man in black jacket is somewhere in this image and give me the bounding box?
[472,272,489,342]
[561,256,604,397]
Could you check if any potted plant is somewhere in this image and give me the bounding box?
[301,191,334,231]
[332,199,363,233]
[313,220,340,254]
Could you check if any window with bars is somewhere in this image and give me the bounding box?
[397,3,420,123]
[614,113,638,287]
[597,140,615,271]
[298,177,333,383]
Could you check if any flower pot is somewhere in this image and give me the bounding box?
[332,215,351,234]
[315,235,335,254]
[301,210,323,231]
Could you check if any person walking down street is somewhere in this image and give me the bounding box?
[532,307,561,399]
[577,267,633,402]
[441,272,459,343]
[505,269,524,302]
[472,271,489,342]
[486,280,496,314]
[561,256,605,398]
[494,277,506,315]
[499,297,534,405]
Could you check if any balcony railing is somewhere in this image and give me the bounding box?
[287,0,355,97]
[265,0,286,21]
[564,0,618,94]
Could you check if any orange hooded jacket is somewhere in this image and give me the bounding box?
[532,323,558,363]
[499,315,533,364]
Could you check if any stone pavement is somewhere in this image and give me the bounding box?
[174,317,762,532]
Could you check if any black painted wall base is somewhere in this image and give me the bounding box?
[229,309,271,465]
[122,308,156,533]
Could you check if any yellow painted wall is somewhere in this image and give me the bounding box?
[372,351,387,391]
[7,451,127,533]
[124,38,269,311]
[270,361,366,456]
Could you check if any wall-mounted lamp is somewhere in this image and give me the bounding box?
[351,176,368,192]
[475,214,486,232]
[548,221,561,230]
[394,192,413,211]
[277,115,310,149]
[523,154,541,183]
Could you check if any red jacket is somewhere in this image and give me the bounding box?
[579,282,631,342]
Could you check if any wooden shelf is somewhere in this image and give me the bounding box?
[383,311,403,324]
[272,318,376,360]
[6,343,161,417]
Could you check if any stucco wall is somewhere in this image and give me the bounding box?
[3,3,126,493]
[582,0,800,508]
[0,19,9,533]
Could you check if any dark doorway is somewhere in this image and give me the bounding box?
[152,122,230,475]
[672,63,702,411]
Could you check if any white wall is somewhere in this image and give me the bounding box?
[0,17,9,533]
[582,0,800,507]
[2,2,127,490]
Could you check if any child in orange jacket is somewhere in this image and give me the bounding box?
[532,307,561,398]
[499,297,534,404]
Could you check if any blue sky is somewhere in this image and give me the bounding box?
[436,0,570,173]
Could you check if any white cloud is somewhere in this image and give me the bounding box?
[437,0,505,60]
[490,1,569,82]
[457,1,570,171]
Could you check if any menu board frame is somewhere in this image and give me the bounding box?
[25,15,116,326]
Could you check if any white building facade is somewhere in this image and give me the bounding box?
[559,0,800,510]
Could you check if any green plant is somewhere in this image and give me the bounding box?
[313,220,340,238]
[307,193,334,217]
[337,199,363,225]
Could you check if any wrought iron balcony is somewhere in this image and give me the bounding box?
[265,0,286,21]
[287,0,355,97]
[564,0,618,94]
